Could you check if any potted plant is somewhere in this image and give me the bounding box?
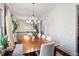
[32,32,37,41]
[0,35,8,49]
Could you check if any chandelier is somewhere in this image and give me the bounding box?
[26,3,40,25]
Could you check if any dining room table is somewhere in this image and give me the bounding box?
[22,37,48,54]
[17,35,59,55]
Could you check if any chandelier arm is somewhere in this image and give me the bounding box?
[32,3,34,17]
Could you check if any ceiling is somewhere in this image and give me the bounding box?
[7,3,56,19]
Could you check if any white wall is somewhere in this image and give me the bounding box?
[43,3,77,55]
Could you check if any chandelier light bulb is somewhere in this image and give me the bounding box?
[38,20,40,23]
[35,17,37,20]
[31,21,33,24]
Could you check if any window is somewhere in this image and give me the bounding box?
[0,9,2,38]
[0,9,3,46]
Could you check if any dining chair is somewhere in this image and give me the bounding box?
[12,44,24,56]
[42,34,46,40]
[39,42,55,56]
[46,36,52,42]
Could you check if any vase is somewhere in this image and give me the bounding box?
[32,36,35,41]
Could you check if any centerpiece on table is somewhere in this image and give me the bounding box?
[32,32,37,41]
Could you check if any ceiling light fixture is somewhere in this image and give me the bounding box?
[26,3,40,25]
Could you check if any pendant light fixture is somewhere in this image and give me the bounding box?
[26,3,39,24]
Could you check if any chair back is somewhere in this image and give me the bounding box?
[40,42,55,56]
[12,44,23,56]
[42,34,46,40]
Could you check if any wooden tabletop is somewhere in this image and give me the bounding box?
[17,35,59,54]
[20,36,48,54]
